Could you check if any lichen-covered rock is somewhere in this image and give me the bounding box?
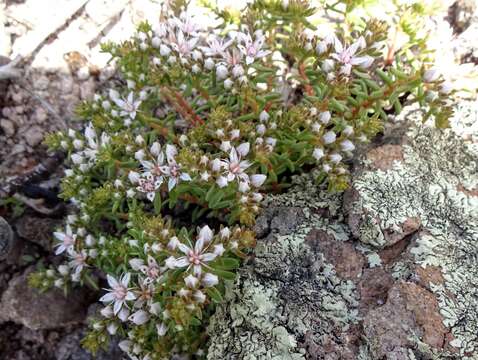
[0,268,94,330]
[348,109,478,357]
[207,175,360,359]
[207,105,478,359]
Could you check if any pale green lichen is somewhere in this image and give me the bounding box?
[207,175,359,359]
[350,106,478,358]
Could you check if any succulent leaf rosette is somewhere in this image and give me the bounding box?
[30,0,454,358]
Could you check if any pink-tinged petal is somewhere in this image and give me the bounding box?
[334,39,343,53]
[174,257,190,268]
[198,225,213,244]
[348,41,360,56]
[140,160,154,169]
[195,236,205,254]
[351,56,373,68]
[168,178,177,191]
[340,64,352,75]
[100,292,116,303]
[113,98,126,108]
[118,340,132,352]
[200,252,217,262]
[193,264,202,276]
[178,243,191,255]
[239,160,252,170]
[165,256,177,269]
[202,273,219,287]
[257,50,271,58]
[121,273,131,287]
[125,291,136,301]
[146,192,155,202]
[107,274,119,288]
[147,255,157,267]
[54,232,66,241]
[165,144,177,163]
[236,142,250,157]
[113,300,122,315]
[129,258,144,270]
[157,152,165,165]
[55,245,66,255]
[250,174,267,187]
[229,148,239,163]
[180,173,192,181]
[157,322,168,336]
[117,306,130,322]
[159,166,171,176]
[216,176,228,188]
[129,310,149,325]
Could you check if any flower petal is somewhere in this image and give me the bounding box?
[99,292,116,303]
[107,274,119,288]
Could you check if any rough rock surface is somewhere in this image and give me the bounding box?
[55,329,123,360]
[207,175,360,359]
[207,105,478,359]
[0,216,14,259]
[0,268,94,330]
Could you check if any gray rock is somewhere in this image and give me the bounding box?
[253,206,305,238]
[0,216,14,260]
[15,215,62,250]
[56,329,124,360]
[0,268,93,330]
[24,125,44,147]
[0,118,15,136]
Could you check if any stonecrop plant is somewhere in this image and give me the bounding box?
[30,0,455,358]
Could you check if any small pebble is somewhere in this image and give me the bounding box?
[76,66,90,81]
[0,118,15,136]
[34,75,50,91]
[33,107,48,123]
[24,126,44,147]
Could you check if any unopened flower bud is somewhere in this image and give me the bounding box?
[152,37,161,48]
[204,58,215,70]
[329,153,342,163]
[216,176,228,188]
[160,44,171,56]
[313,147,324,160]
[216,64,228,80]
[319,111,331,124]
[340,140,355,152]
[128,171,141,184]
[134,149,145,160]
[202,273,218,287]
[322,131,336,144]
